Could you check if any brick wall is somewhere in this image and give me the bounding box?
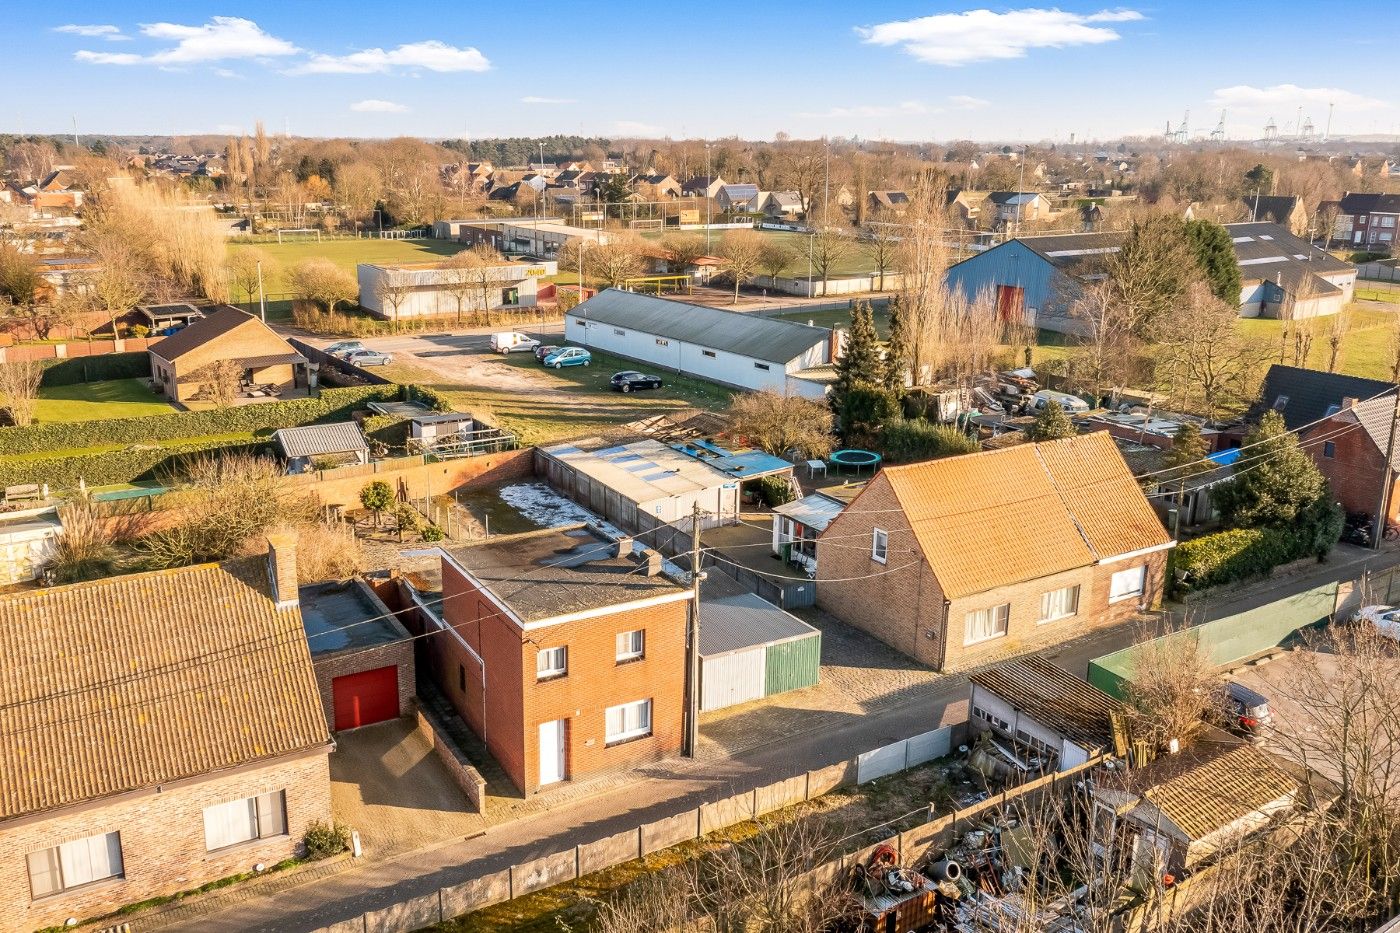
[287,447,534,511]
[816,472,1168,671]
[0,751,331,933]
[436,559,688,794]
[311,640,416,732]
[1308,415,1400,522]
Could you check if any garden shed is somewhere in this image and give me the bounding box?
[699,591,821,712]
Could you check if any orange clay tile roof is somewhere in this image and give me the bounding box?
[880,432,1171,599]
[0,558,330,822]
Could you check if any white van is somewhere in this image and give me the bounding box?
[490,332,541,354]
[1026,390,1090,414]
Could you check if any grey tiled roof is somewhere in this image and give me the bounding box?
[1249,364,1393,432]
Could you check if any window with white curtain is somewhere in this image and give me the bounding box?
[616,629,645,662]
[1109,566,1146,602]
[536,646,567,680]
[964,604,1010,645]
[1039,585,1081,623]
[605,699,652,744]
[27,831,124,898]
[202,790,287,852]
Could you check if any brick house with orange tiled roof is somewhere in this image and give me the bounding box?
[0,535,333,933]
[816,432,1173,671]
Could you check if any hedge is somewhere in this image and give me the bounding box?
[1172,525,1306,595]
[0,385,400,456]
[881,418,980,463]
[0,441,273,490]
[38,353,152,387]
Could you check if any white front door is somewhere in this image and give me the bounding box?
[538,719,566,786]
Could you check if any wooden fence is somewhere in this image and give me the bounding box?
[300,724,965,933]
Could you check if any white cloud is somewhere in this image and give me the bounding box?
[213,68,244,79]
[74,16,298,65]
[350,99,409,113]
[54,24,129,40]
[613,120,666,137]
[521,95,576,105]
[949,94,991,110]
[294,40,489,74]
[857,7,1143,66]
[802,100,933,119]
[1209,83,1386,112]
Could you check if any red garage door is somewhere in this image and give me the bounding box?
[332,666,400,731]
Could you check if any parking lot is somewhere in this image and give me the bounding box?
[313,328,735,446]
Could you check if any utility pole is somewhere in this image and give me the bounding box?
[1375,392,1400,551]
[705,142,712,253]
[684,501,704,757]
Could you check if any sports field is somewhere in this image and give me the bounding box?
[228,237,468,277]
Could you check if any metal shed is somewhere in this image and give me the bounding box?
[699,591,821,712]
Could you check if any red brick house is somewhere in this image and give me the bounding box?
[0,536,332,933]
[816,433,1173,671]
[1305,394,1400,528]
[408,526,690,795]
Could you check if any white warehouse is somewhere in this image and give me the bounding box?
[565,290,836,398]
[357,258,557,320]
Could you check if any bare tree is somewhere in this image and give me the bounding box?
[226,247,273,307]
[287,259,358,314]
[759,240,794,288]
[716,229,766,304]
[660,232,707,275]
[1066,279,1135,403]
[1325,311,1348,373]
[895,180,952,383]
[208,359,242,408]
[866,223,901,292]
[809,226,853,297]
[0,359,44,427]
[1122,618,1227,751]
[1154,281,1267,418]
[728,391,834,459]
[586,237,646,289]
[460,244,509,315]
[373,268,413,331]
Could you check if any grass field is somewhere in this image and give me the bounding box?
[231,237,468,278]
[376,351,734,447]
[33,378,175,424]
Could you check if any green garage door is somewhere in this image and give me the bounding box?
[764,632,821,697]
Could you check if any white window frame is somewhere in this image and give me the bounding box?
[1038,584,1081,624]
[871,528,889,564]
[536,646,568,680]
[971,705,1010,731]
[202,790,287,852]
[27,831,124,899]
[605,699,652,745]
[616,629,645,663]
[964,603,1011,645]
[1109,565,1146,603]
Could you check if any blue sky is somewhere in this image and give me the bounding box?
[11,3,1399,142]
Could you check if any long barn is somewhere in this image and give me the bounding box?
[564,289,836,398]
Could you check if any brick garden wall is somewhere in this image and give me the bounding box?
[0,751,331,933]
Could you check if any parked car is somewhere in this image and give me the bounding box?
[533,344,561,362]
[543,347,592,369]
[1224,681,1273,740]
[610,371,664,393]
[324,340,366,359]
[343,349,393,367]
[491,332,540,354]
[1024,389,1090,415]
[1354,605,1400,640]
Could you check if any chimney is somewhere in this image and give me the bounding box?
[614,535,634,559]
[643,549,663,577]
[1342,396,1358,410]
[266,532,299,609]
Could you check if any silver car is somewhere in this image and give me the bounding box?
[343,349,393,367]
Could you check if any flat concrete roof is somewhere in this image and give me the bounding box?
[541,437,736,506]
[300,581,407,656]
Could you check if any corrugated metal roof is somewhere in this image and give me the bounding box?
[0,558,329,821]
[570,289,831,364]
[970,655,1121,748]
[542,437,735,505]
[274,422,368,459]
[700,591,819,656]
[772,492,846,531]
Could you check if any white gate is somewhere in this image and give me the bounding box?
[700,648,766,712]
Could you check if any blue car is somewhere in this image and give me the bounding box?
[543,347,592,369]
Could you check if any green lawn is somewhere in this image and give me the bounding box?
[33,379,176,424]
[377,351,735,447]
[230,237,468,279]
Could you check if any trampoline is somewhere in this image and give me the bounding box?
[829,449,882,475]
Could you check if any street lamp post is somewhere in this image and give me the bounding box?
[705,143,712,252]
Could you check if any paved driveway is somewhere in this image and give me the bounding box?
[330,718,486,861]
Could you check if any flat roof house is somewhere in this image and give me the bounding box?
[407,527,691,794]
[945,221,1357,336]
[0,537,332,933]
[148,306,312,404]
[301,579,415,732]
[566,289,836,398]
[816,432,1173,671]
[357,258,556,319]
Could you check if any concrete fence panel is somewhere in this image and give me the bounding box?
[309,920,366,933]
[641,809,701,855]
[900,814,955,865]
[511,849,578,897]
[439,869,512,918]
[905,726,953,769]
[857,741,906,784]
[845,836,902,872]
[806,759,857,797]
[578,828,643,876]
[700,790,756,835]
[362,891,442,933]
[755,775,808,816]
